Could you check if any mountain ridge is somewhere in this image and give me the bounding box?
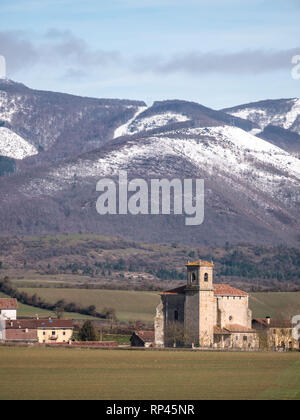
[0,80,299,248]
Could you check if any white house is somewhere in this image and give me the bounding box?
[0,298,18,320]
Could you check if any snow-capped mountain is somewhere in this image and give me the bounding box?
[113,100,257,138]
[0,80,299,247]
[0,119,298,246]
[0,79,146,165]
[223,98,300,134]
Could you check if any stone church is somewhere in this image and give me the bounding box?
[155,260,259,349]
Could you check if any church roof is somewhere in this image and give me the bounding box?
[161,284,248,297]
[214,284,248,297]
[186,260,214,267]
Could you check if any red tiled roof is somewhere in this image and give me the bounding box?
[5,329,37,342]
[252,318,293,329]
[214,284,248,297]
[0,298,18,310]
[5,319,73,329]
[161,284,248,297]
[134,331,155,343]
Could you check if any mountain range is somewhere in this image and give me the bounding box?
[0,79,299,247]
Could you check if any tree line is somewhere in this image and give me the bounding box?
[0,277,117,321]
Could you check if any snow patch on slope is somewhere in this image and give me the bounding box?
[114,110,190,137]
[113,106,147,138]
[0,127,38,160]
[0,92,18,123]
[228,99,300,133]
[285,99,300,130]
[126,112,190,135]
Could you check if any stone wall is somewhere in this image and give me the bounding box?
[216,296,252,329]
[214,332,259,350]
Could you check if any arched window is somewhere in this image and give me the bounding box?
[174,310,179,321]
[204,273,209,282]
[191,272,196,283]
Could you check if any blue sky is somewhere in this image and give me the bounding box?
[0,0,299,108]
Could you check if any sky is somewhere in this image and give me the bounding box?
[0,0,299,108]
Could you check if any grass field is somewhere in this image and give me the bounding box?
[249,292,300,318]
[0,292,94,320]
[0,347,299,400]
[18,288,300,323]
[19,288,161,322]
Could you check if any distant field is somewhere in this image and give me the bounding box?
[0,292,94,320]
[19,288,161,323]
[249,292,300,319]
[0,347,299,400]
[18,288,300,322]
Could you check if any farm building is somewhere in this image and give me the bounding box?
[2,319,74,344]
[0,298,18,320]
[252,318,300,351]
[131,331,155,348]
[155,260,259,349]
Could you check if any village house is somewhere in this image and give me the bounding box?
[0,298,18,320]
[155,260,259,349]
[130,331,155,348]
[252,317,300,351]
[3,319,74,344]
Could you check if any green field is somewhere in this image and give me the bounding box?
[0,292,94,320]
[0,347,299,400]
[19,288,161,322]
[249,292,300,319]
[18,288,300,323]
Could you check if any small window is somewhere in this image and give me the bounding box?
[204,273,209,282]
[243,336,248,342]
[191,273,196,283]
[63,332,66,336]
[229,316,233,321]
[43,332,46,336]
[52,331,56,336]
[174,310,179,321]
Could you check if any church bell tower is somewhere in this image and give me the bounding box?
[184,260,215,347]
